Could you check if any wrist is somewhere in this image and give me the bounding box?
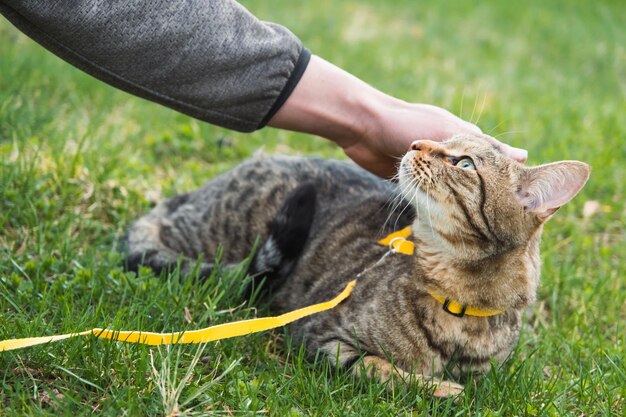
[268,55,383,149]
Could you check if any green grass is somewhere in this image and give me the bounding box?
[1,0,625,415]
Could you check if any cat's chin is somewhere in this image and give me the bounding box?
[398,165,428,201]
[397,180,447,222]
[397,158,440,198]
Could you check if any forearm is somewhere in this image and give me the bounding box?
[268,55,385,149]
[0,0,308,132]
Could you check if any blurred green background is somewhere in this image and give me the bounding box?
[1,0,624,415]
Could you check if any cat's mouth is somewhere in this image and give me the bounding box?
[398,142,470,207]
[399,150,432,182]
[398,151,442,207]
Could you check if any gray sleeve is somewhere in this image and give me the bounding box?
[0,0,310,132]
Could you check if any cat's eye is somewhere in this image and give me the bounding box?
[455,157,476,170]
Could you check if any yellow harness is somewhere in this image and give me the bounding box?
[378,226,504,318]
[0,227,501,352]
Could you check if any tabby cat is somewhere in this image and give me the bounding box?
[124,135,589,396]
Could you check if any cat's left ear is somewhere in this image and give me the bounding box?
[517,161,590,220]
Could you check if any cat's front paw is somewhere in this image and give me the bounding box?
[431,380,464,398]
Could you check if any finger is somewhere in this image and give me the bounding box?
[477,133,528,163]
[461,121,482,135]
[501,144,528,163]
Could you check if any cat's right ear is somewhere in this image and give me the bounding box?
[517,161,590,220]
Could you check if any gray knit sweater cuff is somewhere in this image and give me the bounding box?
[0,0,310,132]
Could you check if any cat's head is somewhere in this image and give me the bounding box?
[398,134,590,260]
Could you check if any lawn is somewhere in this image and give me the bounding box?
[1,0,624,415]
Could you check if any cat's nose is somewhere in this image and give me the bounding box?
[409,140,440,154]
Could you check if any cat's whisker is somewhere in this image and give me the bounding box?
[459,87,466,120]
[382,186,402,211]
[380,149,407,162]
[393,194,413,232]
[383,175,415,234]
[486,120,506,136]
[410,188,420,225]
[474,93,487,127]
[383,174,407,213]
[412,174,428,223]
[407,174,423,212]
[406,176,424,226]
[469,93,479,125]
[392,174,420,232]
[425,185,436,238]
[382,190,408,235]
[387,172,402,185]
[491,129,526,139]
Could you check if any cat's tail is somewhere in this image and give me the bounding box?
[248,182,317,295]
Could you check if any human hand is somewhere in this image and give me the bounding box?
[269,55,527,178]
[342,101,527,178]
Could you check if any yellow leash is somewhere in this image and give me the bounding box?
[0,281,356,352]
[377,226,415,255]
[1,226,503,352]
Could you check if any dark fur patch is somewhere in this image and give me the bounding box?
[271,182,317,259]
[249,182,317,294]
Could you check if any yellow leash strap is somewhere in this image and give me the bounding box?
[377,226,415,255]
[377,226,503,318]
[0,280,356,352]
[1,225,504,353]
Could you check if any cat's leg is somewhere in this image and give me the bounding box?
[352,355,464,398]
[315,335,463,397]
[122,205,215,279]
[123,242,214,279]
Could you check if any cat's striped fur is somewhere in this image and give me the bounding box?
[124,135,589,396]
